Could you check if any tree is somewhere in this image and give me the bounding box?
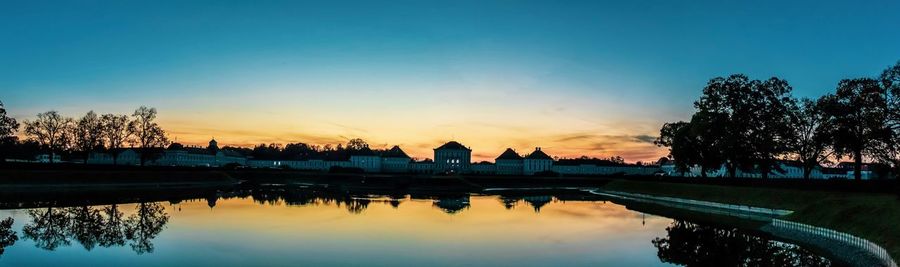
[656,121,695,176]
[346,138,369,151]
[0,101,20,161]
[693,75,757,178]
[820,78,886,180]
[744,77,797,179]
[128,107,169,166]
[788,98,834,179]
[74,111,105,164]
[100,114,131,165]
[23,111,74,164]
[876,61,900,177]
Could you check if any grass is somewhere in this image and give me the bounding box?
[602,179,900,261]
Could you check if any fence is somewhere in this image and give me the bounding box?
[769,219,897,267]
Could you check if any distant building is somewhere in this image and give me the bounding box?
[495,148,524,175]
[471,161,496,175]
[35,154,62,163]
[523,147,553,175]
[349,146,381,173]
[381,146,411,173]
[433,141,471,174]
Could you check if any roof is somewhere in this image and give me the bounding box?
[349,146,377,156]
[495,148,523,160]
[525,148,552,160]
[435,141,471,151]
[382,145,411,158]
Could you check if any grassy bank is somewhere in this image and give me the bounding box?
[602,179,900,261]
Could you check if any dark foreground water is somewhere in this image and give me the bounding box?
[0,185,835,266]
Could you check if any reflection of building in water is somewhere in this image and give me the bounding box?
[522,195,553,212]
[432,195,471,214]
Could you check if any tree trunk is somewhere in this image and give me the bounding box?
[760,163,769,179]
[727,164,736,178]
[803,165,812,180]
[700,165,708,178]
[854,150,863,181]
[49,151,55,164]
[112,151,119,165]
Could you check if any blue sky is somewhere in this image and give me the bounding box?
[2,0,899,161]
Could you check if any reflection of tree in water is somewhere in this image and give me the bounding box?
[66,206,104,250]
[0,217,17,256]
[498,196,520,210]
[124,203,169,254]
[433,196,470,214]
[98,204,126,247]
[22,207,71,250]
[652,220,831,267]
[522,196,552,212]
[20,203,169,255]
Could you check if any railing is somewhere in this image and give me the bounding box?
[769,219,897,267]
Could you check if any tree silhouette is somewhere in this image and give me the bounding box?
[100,114,131,165]
[820,78,886,180]
[788,98,834,179]
[74,111,105,164]
[124,202,169,254]
[693,75,758,178]
[744,78,796,179]
[23,111,74,164]
[346,138,369,151]
[128,107,169,166]
[0,101,20,162]
[874,61,900,176]
[0,217,17,257]
[22,207,71,250]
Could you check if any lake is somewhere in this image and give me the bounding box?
[0,185,836,266]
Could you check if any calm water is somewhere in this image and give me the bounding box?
[0,185,834,266]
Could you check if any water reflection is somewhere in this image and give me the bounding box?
[0,185,839,265]
[653,220,832,266]
[19,203,170,254]
[0,217,16,256]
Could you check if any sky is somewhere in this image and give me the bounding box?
[2,1,899,162]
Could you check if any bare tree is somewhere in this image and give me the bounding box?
[100,114,131,165]
[74,111,104,164]
[0,101,20,161]
[23,111,74,164]
[128,107,168,166]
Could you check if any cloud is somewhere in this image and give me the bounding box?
[632,134,657,144]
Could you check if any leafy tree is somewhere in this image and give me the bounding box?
[346,138,369,151]
[0,101,20,162]
[744,77,797,179]
[820,78,886,180]
[656,121,696,176]
[788,98,834,179]
[128,107,169,166]
[0,101,18,143]
[875,61,900,177]
[23,111,74,163]
[100,114,131,165]
[693,75,757,177]
[74,111,105,164]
